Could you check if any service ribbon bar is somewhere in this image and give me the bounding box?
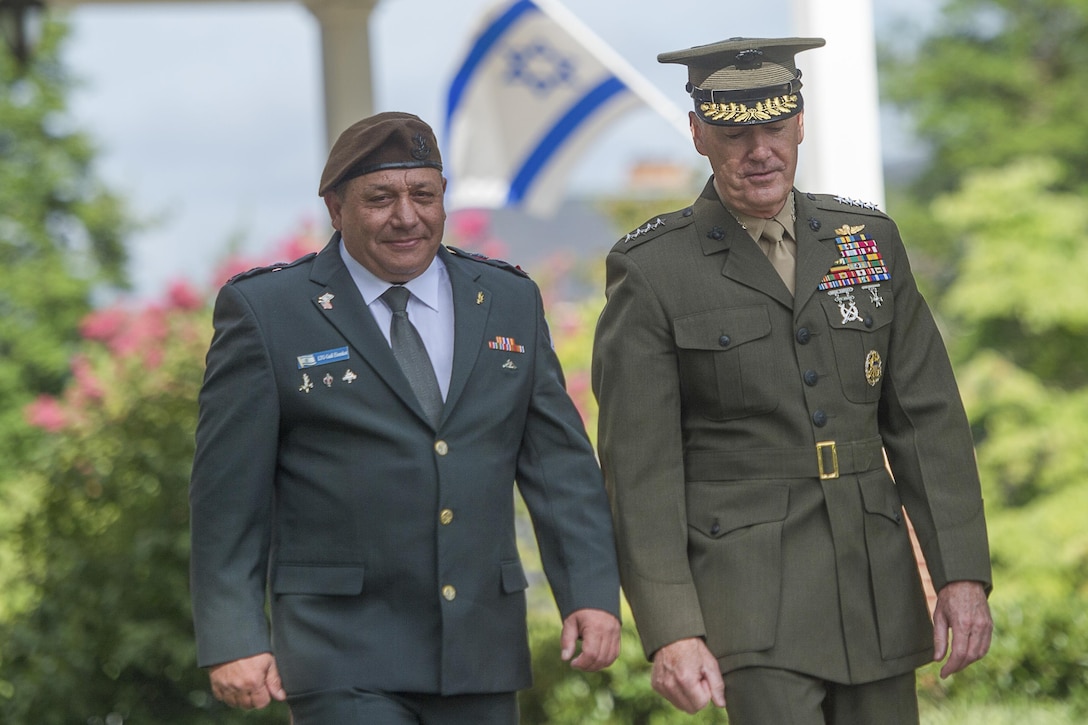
[817,234,892,291]
[488,336,526,353]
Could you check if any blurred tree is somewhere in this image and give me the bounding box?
[884,0,1088,200]
[882,1,1088,710]
[0,16,129,461]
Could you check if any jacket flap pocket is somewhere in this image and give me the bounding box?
[688,483,789,538]
[500,560,528,594]
[674,306,771,351]
[859,472,904,524]
[272,564,365,595]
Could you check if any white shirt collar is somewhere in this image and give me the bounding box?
[338,240,446,311]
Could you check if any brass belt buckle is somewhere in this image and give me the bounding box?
[816,441,839,480]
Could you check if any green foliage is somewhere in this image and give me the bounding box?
[884,0,1088,198]
[0,284,287,724]
[930,158,1088,388]
[0,16,130,465]
[918,697,1083,725]
[884,2,1088,704]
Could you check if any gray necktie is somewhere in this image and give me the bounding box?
[381,286,443,426]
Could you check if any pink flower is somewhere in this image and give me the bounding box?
[143,347,165,369]
[565,371,592,425]
[71,355,104,401]
[449,209,491,241]
[275,230,323,262]
[80,307,127,343]
[167,280,204,311]
[25,395,68,432]
[475,238,511,260]
[212,257,261,287]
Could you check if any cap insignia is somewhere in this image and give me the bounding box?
[700,94,799,124]
[411,133,431,161]
[734,48,764,70]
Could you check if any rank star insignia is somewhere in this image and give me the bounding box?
[623,217,666,243]
[832,195,881,211]
[865,350,884,386]
[317,292,335,310]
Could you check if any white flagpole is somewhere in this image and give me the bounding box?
[792,0,886,209]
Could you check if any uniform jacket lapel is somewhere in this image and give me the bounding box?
[792,191,847,316]
[692,179,794,310]
[440,246,490,418]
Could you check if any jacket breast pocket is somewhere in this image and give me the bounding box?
[686,482,790,655]
[820,292,893,404]
[673,306,779,420]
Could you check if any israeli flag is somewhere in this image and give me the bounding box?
[444,0,687,216]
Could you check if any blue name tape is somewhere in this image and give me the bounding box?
[297,346,350,369]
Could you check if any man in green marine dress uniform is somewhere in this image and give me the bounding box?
[592,37,993,725]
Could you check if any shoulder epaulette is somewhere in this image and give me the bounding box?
[806,192,889,219]
[616,207,695,251]
[227,253,318,284]
[446,246,530,278]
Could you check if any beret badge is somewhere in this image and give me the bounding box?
[411,133,432,161]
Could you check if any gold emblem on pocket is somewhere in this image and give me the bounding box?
[865,350,883,387]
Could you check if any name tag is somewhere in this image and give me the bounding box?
[297,346,350,369]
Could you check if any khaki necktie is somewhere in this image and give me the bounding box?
[759,218,796,296]
[381,286,444,426]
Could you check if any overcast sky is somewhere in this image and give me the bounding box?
[57,0,938,298]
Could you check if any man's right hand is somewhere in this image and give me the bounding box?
[651,637,726,714]
[208,652,287,710]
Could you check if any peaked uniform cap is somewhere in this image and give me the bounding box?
[658,37,824,126]
[319,111,443,196]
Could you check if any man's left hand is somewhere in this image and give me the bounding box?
[932,580,993,678]
[560,608,621,671]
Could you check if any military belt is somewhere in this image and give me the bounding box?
[684,436,885,482]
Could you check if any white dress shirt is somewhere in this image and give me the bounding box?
[339,242,455,399]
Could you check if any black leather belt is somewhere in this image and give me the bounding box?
[684,436,885,481]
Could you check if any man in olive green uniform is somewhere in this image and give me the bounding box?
[592,38,993,724]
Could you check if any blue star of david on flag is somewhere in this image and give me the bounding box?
[504,41,576,95]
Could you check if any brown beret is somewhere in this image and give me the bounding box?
[318,111,443,196]
[659,37,824,126]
